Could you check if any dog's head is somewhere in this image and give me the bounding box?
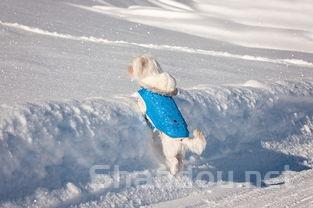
[128,55,177,96]
[128,55,163,81]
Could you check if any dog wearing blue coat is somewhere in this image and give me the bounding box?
[128,55,206,175]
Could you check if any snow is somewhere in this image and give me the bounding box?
[154,169,313,208]
[1,0,313,105]
[1,0,313,207]
[74,0,313,52]
[1,81,313,207]
[241,80,269,89]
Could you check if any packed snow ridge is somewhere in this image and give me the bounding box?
[1,20,312,68]
[1,80,313,207]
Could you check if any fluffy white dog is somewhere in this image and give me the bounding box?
[128,55,206,175]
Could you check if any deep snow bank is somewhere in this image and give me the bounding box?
[0,80,313,204]
[0,98,153,200]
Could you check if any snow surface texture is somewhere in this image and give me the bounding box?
[1,81,313,207]
[1,0,313,105]
[1,0,313,207]
[154,168,313,208]
[75,0,313,52]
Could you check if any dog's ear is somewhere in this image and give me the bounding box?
[128,65,133,75]
[140,56,147,69]
[136,56,146,76]
[139,56,150,77]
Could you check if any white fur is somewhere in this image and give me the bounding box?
[129,55,206,175]
[130,55,163,81]
[161,130,206,175]
[139,73,177,96]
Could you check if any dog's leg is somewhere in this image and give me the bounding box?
[160,134,181,175]
[150,132,166,168]
[176,153,184,173]
[165,156,179,175]
[136,96,146,115]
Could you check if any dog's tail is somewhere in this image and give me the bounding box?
[182,129,206,155]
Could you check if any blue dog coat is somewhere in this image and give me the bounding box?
[138,88,189,138]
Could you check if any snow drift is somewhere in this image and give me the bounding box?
[0,80,313,207]
[73,0,313,53]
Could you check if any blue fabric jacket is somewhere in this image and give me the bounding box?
[138,88,189,138]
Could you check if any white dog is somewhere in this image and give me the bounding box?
[128,55,206,175]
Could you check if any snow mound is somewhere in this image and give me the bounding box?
[0,99,153,201]
[242,80,269,89]
[0,81,313,207]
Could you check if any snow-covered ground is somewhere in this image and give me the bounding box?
[1,0,313,207]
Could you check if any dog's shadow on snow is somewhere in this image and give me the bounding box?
[180,92,313,187]
[191,142,310,187]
